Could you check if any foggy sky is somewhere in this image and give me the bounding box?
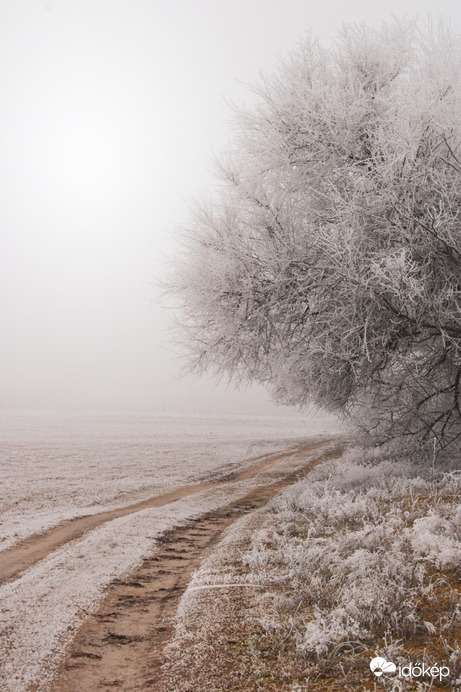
[1,0,460,413]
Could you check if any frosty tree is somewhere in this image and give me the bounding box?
[173,21,461,452]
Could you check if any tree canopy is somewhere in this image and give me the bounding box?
[172,21,461,452]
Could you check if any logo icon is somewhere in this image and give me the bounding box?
[370,657,397,677]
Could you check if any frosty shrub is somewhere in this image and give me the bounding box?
[241,450,461,658]
[171,20,461,453]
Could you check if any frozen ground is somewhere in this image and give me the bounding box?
[0,410,342,691]
[0,410,340,552]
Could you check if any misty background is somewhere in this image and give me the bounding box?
[1,0,460,414]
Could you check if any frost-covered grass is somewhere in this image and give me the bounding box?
[0,410,338,551]
[164,447,461,690]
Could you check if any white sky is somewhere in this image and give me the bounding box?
[0,0,460,413]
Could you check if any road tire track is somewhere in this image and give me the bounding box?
[48,440,345,692]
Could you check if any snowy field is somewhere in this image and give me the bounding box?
[0,410,342,691]
[0,410,340,553]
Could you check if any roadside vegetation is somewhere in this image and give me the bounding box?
[163,446,461,690]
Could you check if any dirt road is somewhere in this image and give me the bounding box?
[0,439,333,586]
[45,438,345,692]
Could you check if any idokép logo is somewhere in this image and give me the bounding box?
[370,657,396,676]
[370,657,450,682]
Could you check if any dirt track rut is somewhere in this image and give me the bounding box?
[47,439,345,692]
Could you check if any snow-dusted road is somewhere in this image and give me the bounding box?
[0,412,342,691]
[50,440,346,692]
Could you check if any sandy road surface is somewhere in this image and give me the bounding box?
[47,439,345,692]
